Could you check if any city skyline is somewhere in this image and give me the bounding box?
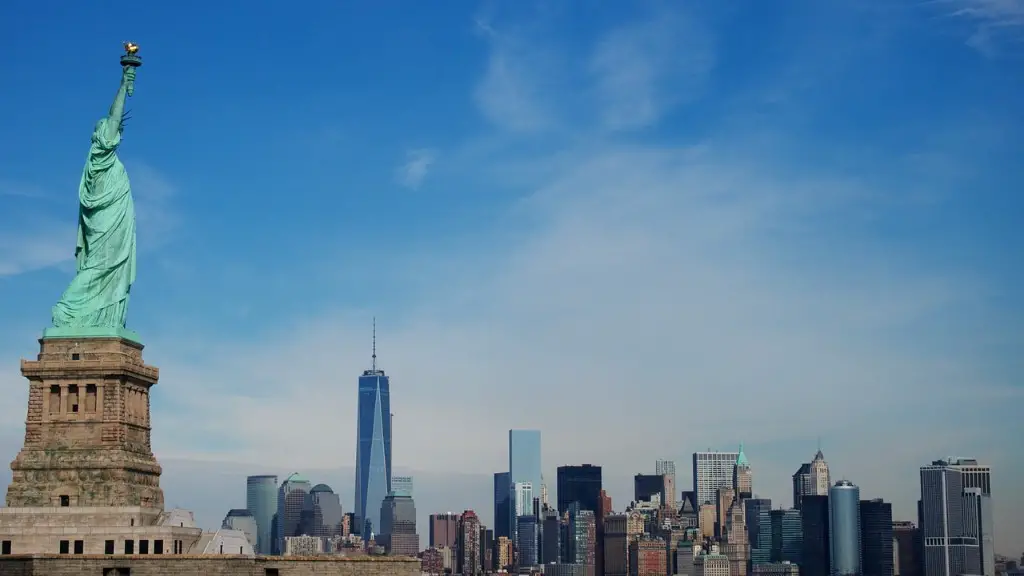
[0,0,1021,561]
[208,449,1010,559]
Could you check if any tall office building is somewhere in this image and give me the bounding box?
[634,474,666,504]
[892,522,921,576]
[542,508,561,565]
[380,491,418,555]
[566,504,598,576]
[860,499,893,576]
[513,482,535,518]
[599,489,613,520]
[802,495,831,576]
[604,512,645,576]
[308,484,344,544]
[354,327,392,538]
[481,527,495,571]
[276,472,312,554]
[793,464,812,510]
[458,510,482,576]
[512,480,534,543]
[429,512,459,549]
[493,472,512,540]
[962,488,994,576]
[656,460,677,510]
[509,430,542,515]
[830,481,862,576]
[745,498,772,552]
[810,451,831,497]
[794,450,831,511]
[693,450,740,507]
[734,444,753,499]
[722,497,751,576]
[557,465,603,514]
[751,508,801,565]
[517,515,540,568]
[920,458,988,576]
[246,475,278,555]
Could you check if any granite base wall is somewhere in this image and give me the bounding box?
[0,554,420,576]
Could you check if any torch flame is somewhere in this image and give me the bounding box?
[124,42,140,55]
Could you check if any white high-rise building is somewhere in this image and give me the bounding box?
[512,482,534,518]
[692,451,739,508]
[809,450,831,496]
[920,458,992,576]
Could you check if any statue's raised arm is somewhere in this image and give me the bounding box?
[46,44,144,343]
[100,43,140,143]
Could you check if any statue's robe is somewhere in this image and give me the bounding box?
[52,117,137,328]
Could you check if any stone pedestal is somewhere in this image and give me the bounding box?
[6,336,164,509]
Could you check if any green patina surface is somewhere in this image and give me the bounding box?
[42,326,142,344]
[49,49,142,337]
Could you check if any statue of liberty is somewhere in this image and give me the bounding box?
[47,44,143,341]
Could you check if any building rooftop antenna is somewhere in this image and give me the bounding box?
[372,316,377,372]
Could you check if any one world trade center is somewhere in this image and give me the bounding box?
[354,325,392,538]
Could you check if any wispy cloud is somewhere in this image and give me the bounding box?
[472,8,716,135]
[944,0,1024,24]
[143,134,1017,494]
[589,10,715,131]
[0,221,74,277]
[472,17,556,133]
[931,0,1024,54]
[396,148,438,190]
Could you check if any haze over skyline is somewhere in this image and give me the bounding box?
[1,0,1021,557]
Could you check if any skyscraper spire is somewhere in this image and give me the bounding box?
[736,442,750,466]
[372,316,377,372]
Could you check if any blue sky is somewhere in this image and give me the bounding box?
[1,0,1022,554]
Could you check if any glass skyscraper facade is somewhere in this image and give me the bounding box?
[276,472,313,554]
[634,474,665,503]
[392,476,413,497]
[516,514,539,567]
[745,498,772,551]
[859,498,894,576]
[801,495,831,576]
[509,430,541,508]
[557,465,602,515]
[355,366,392,538]
[494,472,512,540]
[380,492,418,555]
[829,480,862,576]
[752,508,802,565]
[513,482,535,518]
[246,474,278,555]
[309,483,344,546]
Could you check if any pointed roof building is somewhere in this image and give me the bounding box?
[736,443,750,467]
[733,443,753,499]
